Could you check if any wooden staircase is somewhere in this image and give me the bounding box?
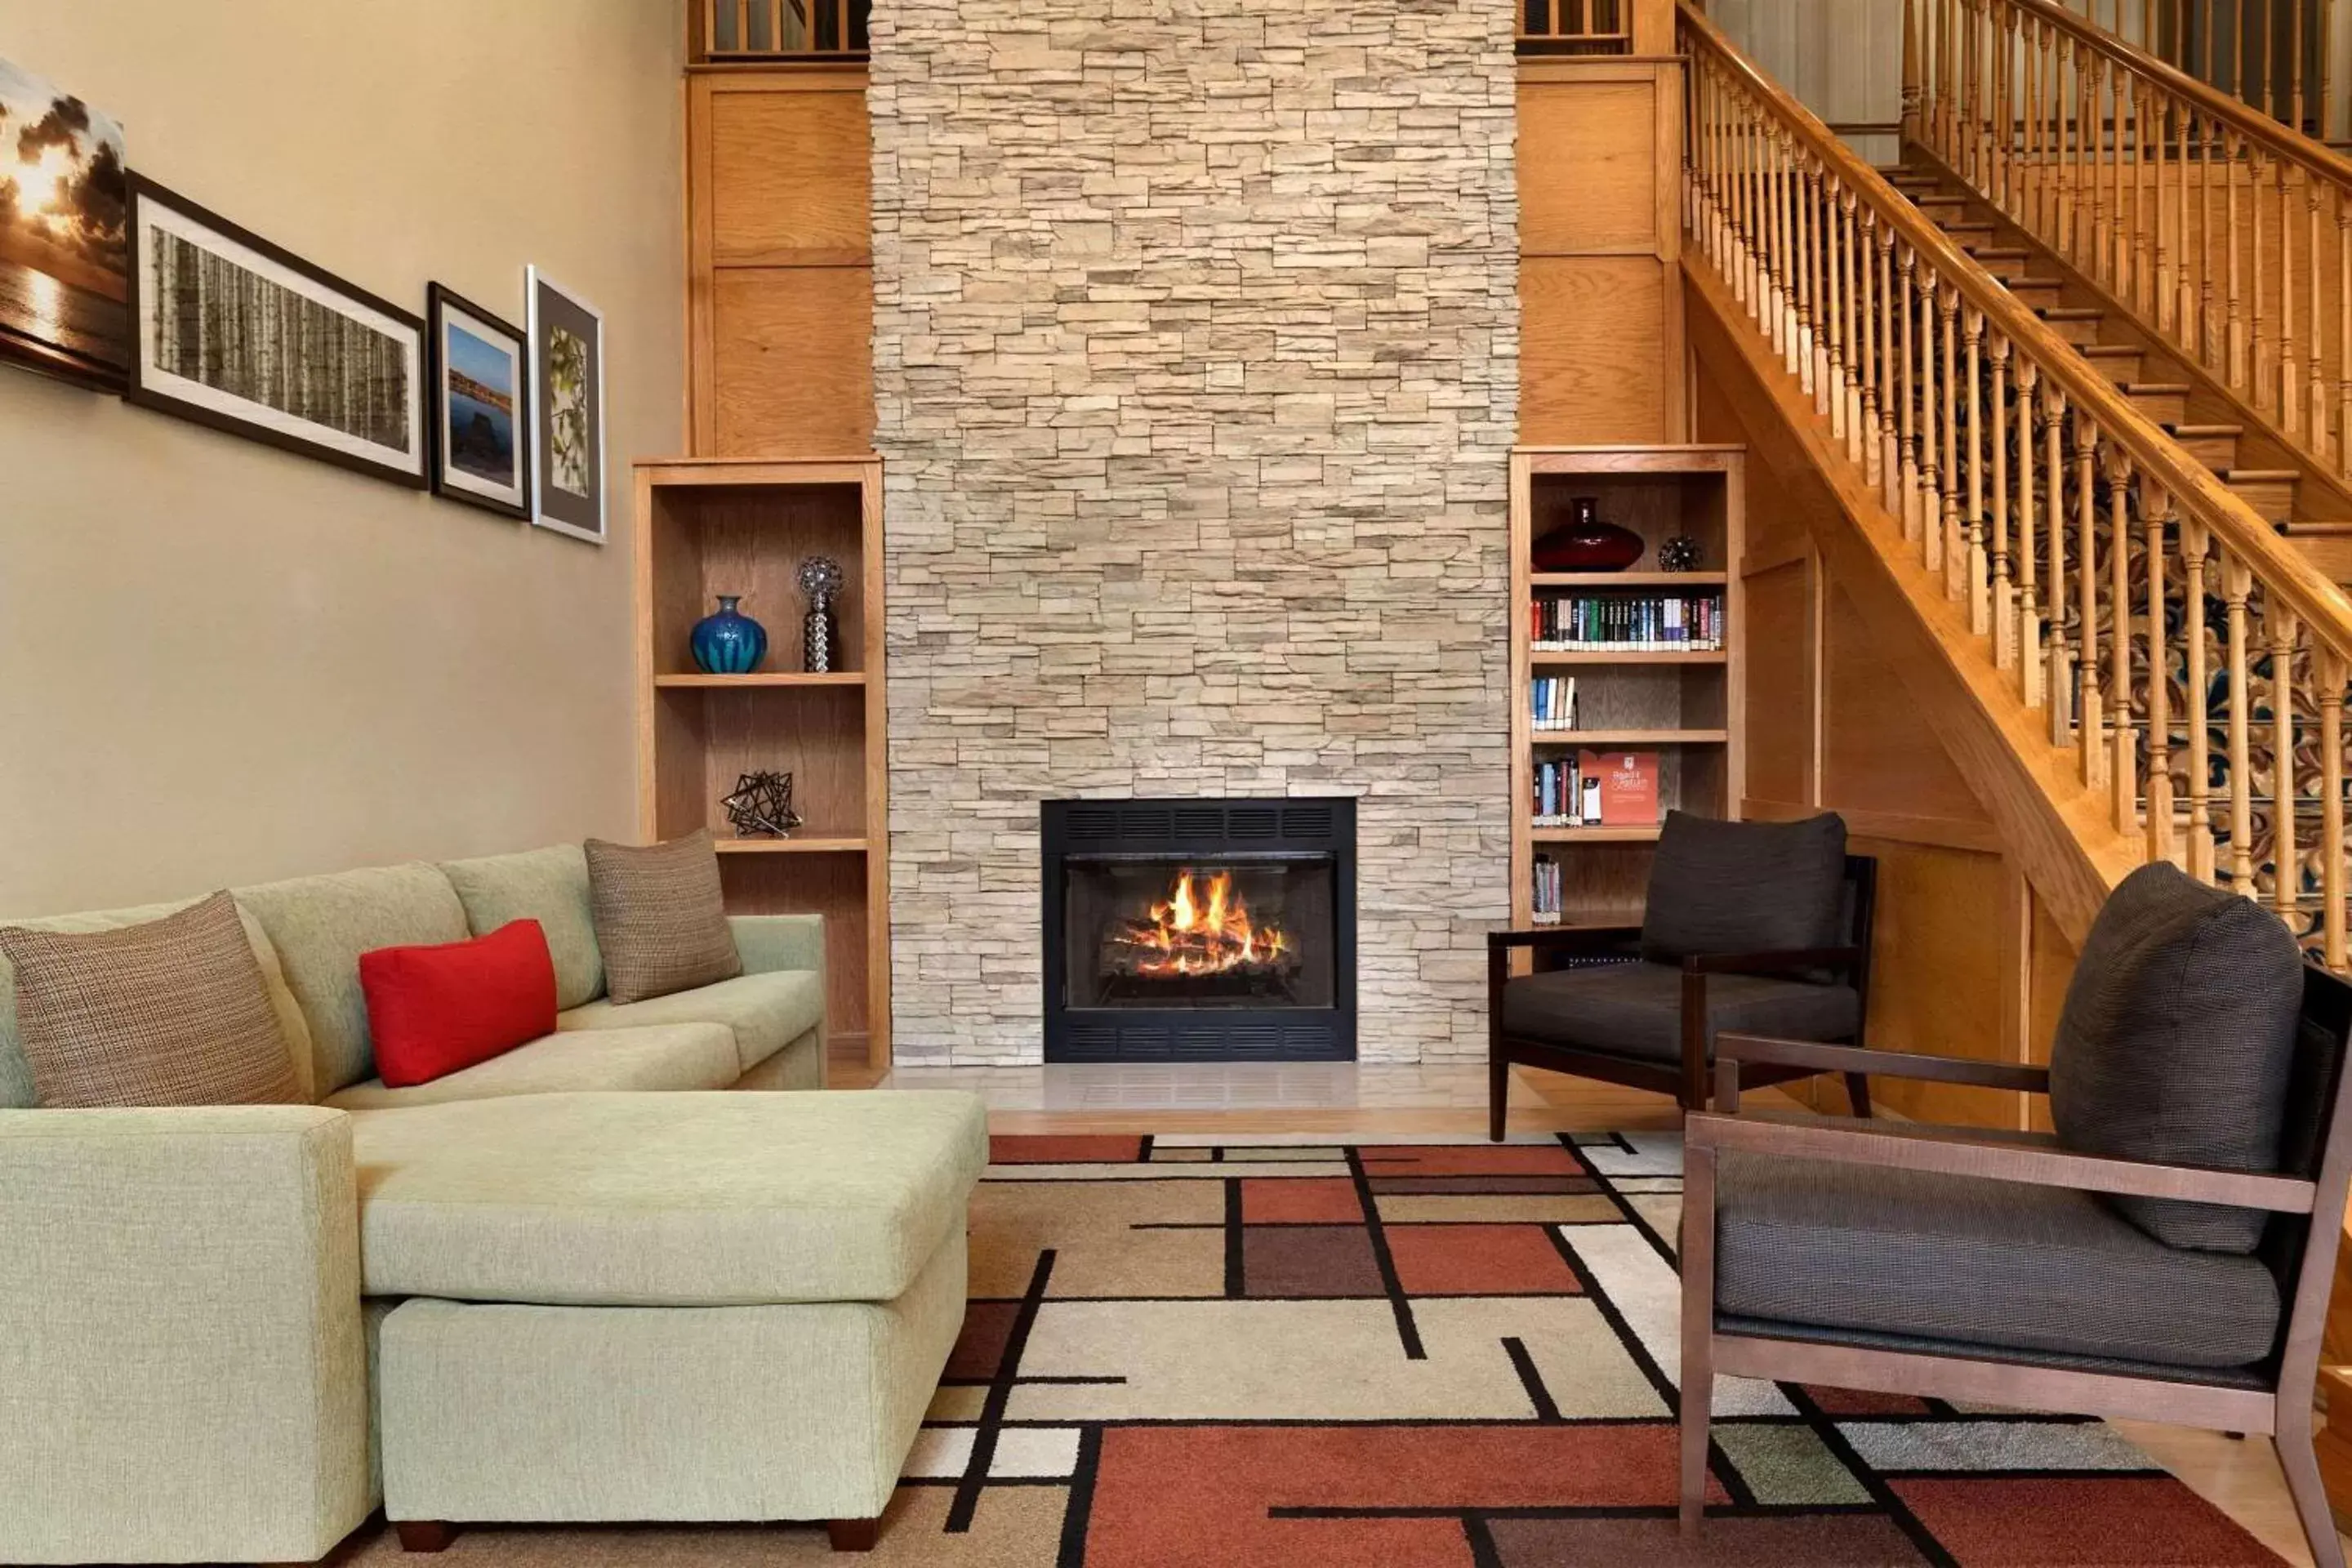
[1879,161,2352,586]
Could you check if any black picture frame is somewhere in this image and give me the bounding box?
[124,174,426,487]
[425,283,530,519]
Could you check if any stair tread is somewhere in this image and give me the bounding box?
[2041,306,2105,319]
[2124,382,2194,394]
[2227,468,2302,479]
[2282,520,2352,534]
[2080,345,2140,356]
[2172,422,2246,435]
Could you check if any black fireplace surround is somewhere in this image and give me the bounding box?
[1040,797,1357,1062]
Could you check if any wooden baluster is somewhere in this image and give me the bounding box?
[1812,159,1833,415]
[2175,91,2193,346]
[2106,54,2125,290]
[2226,553,2256,892]
[1940,284,1962,585]
[2228,131,2249,392]
[1828,181,1851,449]
[1925,270,1947,564]
[1799,152,1819,400]
[2320,647,2347,969]
[2309,175,2327,448]
[2271,604,2302,931]
[2136,74,2157,323]
[2108,449,2137,828]
[1902,247,1924,541]
[1860,206,1883,492]
[1967,307,1990,632]
[1990,332,2013,665]
[2030,16,2050,243]
[2201,113,2219,371]
[2184,519,2216,880]
[1878,220,1901,510]
[2078,412,2105,784]
[2254,151,2273,416]
[2294,0,2309,134]
[2279,159,2300,437]
[1780,131,1801,372]
[2339,185,2352,478]
[2019,359,2046,707]
[2145,483,2176,862]
[2158,78,2178,336]
[1844,192,1865,466]
[1995,8,2016,215]
[1976,0,1996,196]
[2049,383,2076,742]
[2078,37,2097,268]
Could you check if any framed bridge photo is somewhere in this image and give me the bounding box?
[425,283,528,519]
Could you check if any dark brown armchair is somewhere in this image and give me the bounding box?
[1678,863,2352,1568]
[1489,811,1876,1137]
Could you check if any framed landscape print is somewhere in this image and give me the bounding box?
[526,265,604,544]
[0,56,129,388]
[126,176,425,485]
[426,283,528,518]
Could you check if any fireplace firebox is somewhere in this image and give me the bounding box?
[1041,798,1356,1062]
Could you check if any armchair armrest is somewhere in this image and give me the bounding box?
[728,912,826,977]
[1682,946,1861,975]
[0,1107,372,1563]
[1489,924,1642,953]
[1685,1107,2317,1214]
[1714,1032,2051,1094]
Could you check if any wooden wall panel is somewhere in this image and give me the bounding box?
[711,268,875,457]
[687,68,873,458]
[1740,563,1812,805]
[1849,840,2020,1125]
[1522,256,1668,444]
[1822,585,1997,834]
[1518,79,1660,254]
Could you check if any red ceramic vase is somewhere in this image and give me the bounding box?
[1533,497,1644,572]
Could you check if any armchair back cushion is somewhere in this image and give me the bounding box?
[1640,811,1849,966]
[2051,861,2304,1253]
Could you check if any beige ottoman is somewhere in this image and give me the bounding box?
[350,1090,987,1552]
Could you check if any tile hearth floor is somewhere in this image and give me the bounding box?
[826,1047,2347,1567]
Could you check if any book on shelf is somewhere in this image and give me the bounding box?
[1530,675,1577,731]
[1531,592,1722,652]
[1580,749,1660,828]
[1531,854,1563,924]
[1530,757,1606,826]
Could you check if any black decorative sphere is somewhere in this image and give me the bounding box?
[1657,534,1703,572]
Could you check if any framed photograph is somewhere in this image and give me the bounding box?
[126,175,425,485]
[0,56,129,389]
[426,283,528,519]
[526,265,604,544]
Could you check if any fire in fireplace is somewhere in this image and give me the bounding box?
[1041,799,1356,1061]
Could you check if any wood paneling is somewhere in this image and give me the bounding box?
[1518,80,1660,254]
[710,268,875,457]
[1848,839,2020,1128]
[1823,585,1996,828]
[1523,256,1668,443]
[709,89,871,262]
[1741,562,1813,804]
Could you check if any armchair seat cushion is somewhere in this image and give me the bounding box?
[558,970,822,1076]
[1500,961,1860,1062]
[1714,1150,2283,1370]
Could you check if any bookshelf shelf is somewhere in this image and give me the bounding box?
[653,672,867,689]
[712,835,870,854]
[1511,446,1746,930]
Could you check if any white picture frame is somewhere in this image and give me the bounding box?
[526,265,606,544]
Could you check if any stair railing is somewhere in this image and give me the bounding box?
[1908,0,2352,490]
[1682,0,2352,964]
[2050,0,2333,142]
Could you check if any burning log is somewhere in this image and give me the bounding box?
[1100,868,1295,980]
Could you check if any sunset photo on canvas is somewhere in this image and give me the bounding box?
[0,56,126,383]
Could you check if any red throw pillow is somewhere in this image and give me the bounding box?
[359,920,558,1088]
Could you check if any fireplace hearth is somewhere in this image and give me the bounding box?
[1041,798,1356,1062]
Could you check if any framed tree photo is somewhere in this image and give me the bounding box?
[526,265,604,544]
[425,283,528,519]
[125,175,425,485]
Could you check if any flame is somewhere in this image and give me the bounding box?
[1118,868,1289,978]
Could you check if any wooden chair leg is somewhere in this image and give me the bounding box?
[1845,1071,1873,1118]
[1679,1147,1719,1537]
[827,1518,881,1552]
[2276,1412,2349,1568]
[1489,1046,1510,1143]
[394,1521,458,1553]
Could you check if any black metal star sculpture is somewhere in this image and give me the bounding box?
[721,770,804,839]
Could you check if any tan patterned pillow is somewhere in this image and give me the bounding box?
[584,831,743,1004]
[0,891,303,1108]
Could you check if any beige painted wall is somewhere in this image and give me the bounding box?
[0,2,683,913]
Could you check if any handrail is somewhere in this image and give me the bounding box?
[1682,0,2352,967]
[1687,1,2352,657]
[1984,0,2352,189]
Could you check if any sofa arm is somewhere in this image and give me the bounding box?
[731,912,826,978]
[0,1106,372,1564]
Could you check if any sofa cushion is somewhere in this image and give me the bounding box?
[1715,1149,2283,1369]
[585,832,742,1004]
[0,892,303,1109]
[2050,862,2305,1254]
[323,1022,740,1110]
[1641,810,1849,966]
[558,969,823,1076]
[0,894,316,1107]
[362,920,558,1089]
[347,1090,989,1305]
[1500,960,1860,1061]
[439,846,604,1011]
[235,865,471,1096]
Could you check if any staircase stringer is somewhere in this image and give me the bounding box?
[1686,255,2144,947]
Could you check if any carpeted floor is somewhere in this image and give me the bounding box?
[341,1132,2290,1566]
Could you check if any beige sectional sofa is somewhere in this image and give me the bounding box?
[0,845,983,1565]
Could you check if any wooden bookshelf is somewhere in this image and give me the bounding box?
[1510,445,1747,929]
[634,457,889,1074]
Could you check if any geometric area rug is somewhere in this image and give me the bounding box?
[883,1133,2289,1567]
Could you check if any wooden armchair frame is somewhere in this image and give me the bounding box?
[1677,981,2352,1568]
[1487,855,1878,1138]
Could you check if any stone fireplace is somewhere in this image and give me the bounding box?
[869,0,1519,1064]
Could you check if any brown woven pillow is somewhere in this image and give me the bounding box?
[0,890,303,1108]
[584,831,743,1004]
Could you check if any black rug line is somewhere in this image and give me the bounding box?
[1545,1145,1680,1410]
[1784,1383,1960,1568]
[1463,1512,1508,1568]
[946,1247,1057,1534]
[1051,1423,1104,1568]
[1278,1500,1890,1521]
[1223,1177,1245,1299]
[1136,1134,1156,1161]
[1501,1335,1563,1423]
[1344,1143,1426,1360]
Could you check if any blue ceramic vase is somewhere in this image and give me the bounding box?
[691,595,768,675]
